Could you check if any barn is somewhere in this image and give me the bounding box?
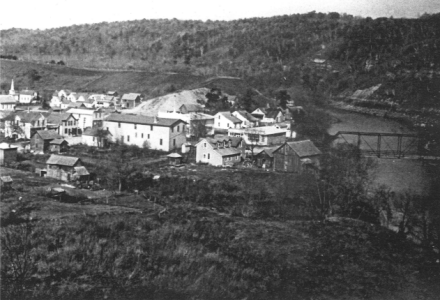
[273,140,321,173]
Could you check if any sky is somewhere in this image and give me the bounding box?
[1,0,439,30]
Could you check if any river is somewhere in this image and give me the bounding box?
[327,108,431,195]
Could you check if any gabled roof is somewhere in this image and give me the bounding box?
[276,140,321,157]
[76,93,92,100]
[35,130,63,140]
[74,166,89,176]
[180,103,203,112]
[14,111,46,123]
[20,90,36,96]
[49,138,68,145]
[265,109,283,119]
[213,134,242,148]
[47,113,76,124]
[252,108,267,115]
[215,147,241,156]
[46,154,79,166]
[105,114,185,127]
[122,93,141,101]
[255,147,277,158]
[234,110,260,122]
[217,111,242,123]
[0,95,17,104]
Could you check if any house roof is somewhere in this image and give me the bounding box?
[0,95,17,104]
[252,108,267,115]
[74,166,89,176]
[105,114,184,127]
[217,112,242,123]
[66,108,95,115]
[20,90,36,96]
[265,109,283,119]
[280,140,321,157]
[76,93,92,100]
[49,138,67,145]
[46,154,79,166]
[255,147,277,158]
[83,127,112,137]
[215,147,242,157]
[14,111,46,123]
[35,130,63,140]
[180,103,203,112]
[234,110,260,122]
[213,134,242,148]
[1,176,13,183]
[122,93,141,101]
[47,113,75,124]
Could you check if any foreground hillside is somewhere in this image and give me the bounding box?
[2,13,440,108]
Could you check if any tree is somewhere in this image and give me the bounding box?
[276,90,291,109]
[190,119,209,139]
[241,89,255,112]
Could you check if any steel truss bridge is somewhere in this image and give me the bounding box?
[334,131,438,159]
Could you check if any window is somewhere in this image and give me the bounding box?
[64,128,68,134]
[171,127,174,133]
[173,139,176,146]
[135,133,137,138]
[148,134,150,139]
[218,115,220,119]
[141,133,144,138]
[160,139,163,145]
[218,122,220,127]
[93,137,95,141]
[118,122,121,128]
[127,135,130,142]
[208,154,210,159]
[150,125,153,131]
[204,143,206,148]
[177,125,179,132]
[203,154,206,158]
[134,124,137,129]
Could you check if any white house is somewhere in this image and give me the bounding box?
[58,90,72,99]
[66,108,97,131]
[213,111,242,131]
[82,127,112,147]
[0,95,17,111]
[157,111,214,137]
[50,94,62,108]
[261,109,285,124]
[228,126,286,146]
[195,136,242,166]
[103,114,186,152]
[19,90,38,104]
[67,93,78,102]
[121,93,142,108]
[4,111,47,139]
[76,93,91,102]
[47,113,79,136]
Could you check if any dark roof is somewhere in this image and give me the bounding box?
[106,114,184,127]
[180,103,203,112]
[265,109,283,119]
[15,111,46,123]
[49,138,68,145]
[215,147,241,156]
[35,130,63,140]
[213,134,242,148]
[256,147,277,158]
[217,112,242,123]
[281,140,321,157]
[83,127,112,137]
[46,154,79,166]
[235,110,259,122]
[47,113,75,124]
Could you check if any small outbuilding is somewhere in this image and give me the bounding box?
[49,139,69,153]
[167,153,183,166]
[0,176,13,190]
[273,140,321,173]
[0,142,18,166]
[46,154,85,181]
[73,166,90,182]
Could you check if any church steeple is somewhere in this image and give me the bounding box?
[9,79,15,95]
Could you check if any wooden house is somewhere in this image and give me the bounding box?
[254,147,277,169]
[49,139,69,153]
[46,155,86,182]
[31,130,63,153]
[121,93,142,108]
[273,140,321,173]
[196,136,243,166]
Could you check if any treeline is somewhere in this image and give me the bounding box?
[0,54,18,60]
[1,13,440,108]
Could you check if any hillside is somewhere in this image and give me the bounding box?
[1,13,440,109]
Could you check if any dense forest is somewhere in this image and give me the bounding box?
[1,12,440,108]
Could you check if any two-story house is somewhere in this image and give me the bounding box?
[19,90,38,104]
[195,136,243,166]
[66,108,97,131]
[104,114,186,151]
[213,111,242,131]
[4,111,48,139]
[228,126,286,147]
[47,113,79,136]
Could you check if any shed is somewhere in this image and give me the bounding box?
[46,154,83,181]
[273,140,321,173]
[167,153,183,165]
[1,176,13,189]
[0,143,18,166]
[73,166,90,182]
[49,138,69,153]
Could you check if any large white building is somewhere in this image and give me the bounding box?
[0,95,17,111]
[104,114,187,152]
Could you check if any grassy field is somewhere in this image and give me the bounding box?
[0,60,252,99]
